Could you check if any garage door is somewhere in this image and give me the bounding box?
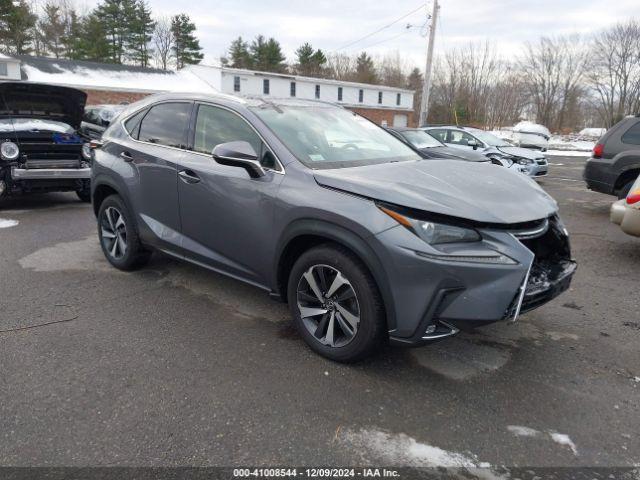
[393,114,408,127]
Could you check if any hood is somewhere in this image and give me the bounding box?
[314,160,557,224]
[424,146,489,162]
[0,82,87,130]
[496,145,545,160]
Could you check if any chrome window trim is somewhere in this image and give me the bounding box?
[119,100,285,175]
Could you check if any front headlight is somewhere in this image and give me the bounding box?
[1,141,19,161]
[378,205,480,244]
[516,158,533,165]
[82,142,92,160]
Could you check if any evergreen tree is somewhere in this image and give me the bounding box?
[127,0,155,67]
[294,42,326,77]
[60,8,83,60]
[38,2,66,58]
[75,13,111,62]
[355,51,378,84]
[228,36,252,69]
[0,0,37,55]
[406,67,423,117]
[250,35,286,73]
[95,0,136,63]
[171,13,203,69]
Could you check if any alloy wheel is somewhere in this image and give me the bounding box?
[296,264,360,348]
[100,206,127,259]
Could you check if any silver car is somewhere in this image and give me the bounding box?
[424,126,549,178]
[91,95,575,362]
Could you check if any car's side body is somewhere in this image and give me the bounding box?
[92,94,575,356]
[423,126,549,178]
[584,116,640,198]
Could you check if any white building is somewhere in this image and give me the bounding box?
[1,55,415,127]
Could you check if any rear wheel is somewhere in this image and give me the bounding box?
[287,244,386,362]
[97,194,151,270]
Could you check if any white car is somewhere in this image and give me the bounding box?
[611,174,640,237]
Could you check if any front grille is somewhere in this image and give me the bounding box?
[536,159,547,165]
[25,159,81,169]
[19,141,82,166]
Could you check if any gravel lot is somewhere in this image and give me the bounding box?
[0,155,638,470]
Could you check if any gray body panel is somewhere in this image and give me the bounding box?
[91,93,572,345]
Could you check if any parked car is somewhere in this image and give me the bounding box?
[423,126,549,178]
[91,95,576,362]
[0,82,92,202]
[584,115,640,199]
[511,121,551,150]
[385,127,490,162]
[81,104,127,140]
[610,173,640,237]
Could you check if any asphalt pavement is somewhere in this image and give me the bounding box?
[0,155,638,471]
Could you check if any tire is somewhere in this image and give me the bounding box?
[287,244,386,362]
[618,180,634,200]
[76,188,91,203]
[97,194,151,271]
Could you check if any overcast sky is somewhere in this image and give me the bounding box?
[77,0,640,68]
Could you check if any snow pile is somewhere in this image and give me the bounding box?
[548,135,596,152]
[21,63,217,95]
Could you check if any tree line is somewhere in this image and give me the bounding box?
[0,0,203,69]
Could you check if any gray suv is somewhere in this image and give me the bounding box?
[91,94,576,362]
[584,116,640,199]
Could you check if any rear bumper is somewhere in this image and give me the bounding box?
[611,200,640,237]
[583,158,616,195]
[11,167,91,180]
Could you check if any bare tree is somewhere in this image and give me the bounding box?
[326,53,356,81]
[152,16,173,70]
[587,20,640,127]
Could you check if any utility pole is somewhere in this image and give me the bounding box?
[418,0,439,127]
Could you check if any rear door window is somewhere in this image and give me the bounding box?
[621,121,640,145]
[138,102,191,148]
[427,129,448,143]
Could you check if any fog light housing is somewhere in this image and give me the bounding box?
[81,142,92,160]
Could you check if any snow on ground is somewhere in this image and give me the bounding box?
[506,426,579,455]
[550,433,579,455]
[579,127,606,138]
[0,219,19,228]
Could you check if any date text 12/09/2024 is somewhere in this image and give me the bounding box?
[233,469,401,478]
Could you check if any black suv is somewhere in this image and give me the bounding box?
[81,104,126,140]
[584,116,640,199]
[0,82,92,202]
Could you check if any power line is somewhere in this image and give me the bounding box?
[357,24,421,51]
[335,3,427,52]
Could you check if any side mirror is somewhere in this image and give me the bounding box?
[467,139,479,150]
[212,141,265,178]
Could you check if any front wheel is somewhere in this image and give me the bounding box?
[97,194,151,271]
[287,244,386,362]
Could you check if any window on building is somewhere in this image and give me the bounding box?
[0,62,8,76]
[358,89,364,103]
[138,103,191,148]
[378,92,383,104]
[233,76,241,92]
[263,79,270,95]
[337,87,343,102]
[290,82,296,97]
[315,85,320,99]
[396,93,401,106]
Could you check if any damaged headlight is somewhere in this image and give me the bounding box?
[516,157,533,165]
[378,205,480,245]
[1,141,19,161]
[82,142,92,161]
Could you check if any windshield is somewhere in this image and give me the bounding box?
[468,129,511,147]
[400,130,444,148]
[250,105,419,168]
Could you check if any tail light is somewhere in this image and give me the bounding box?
[593,143,604,158]
[627,190,640,205]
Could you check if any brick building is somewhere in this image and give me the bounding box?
[0,55,415,127]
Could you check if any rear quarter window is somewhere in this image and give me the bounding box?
[137,102,191,148]
[621,121,640,145]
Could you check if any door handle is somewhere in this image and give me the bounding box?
[178,169,201,184]
[120,151,133,162]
